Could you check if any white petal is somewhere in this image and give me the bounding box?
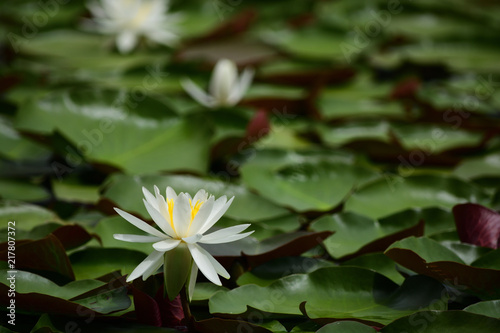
[114,208,166,238]
[116,30,138,53]
[228,67,254,105]
[210,59,237,103]
[113,234,163,243]
[187,196,214,235]
[200,231,254,244]
[127,250,164,282]
[142,255,164,281]
[166,186,177,200]
[187,243,221,285]
[192,189,208,204]
[142,187,158,211]
[182,234,202,244]
[180,78,214,108]
[188,262,198,301]
[143,199,175,237]
[152,238,181,252]
[154,186,170,224]
[173,193,191,238]
[199,196,234,234]
[199,224,251,243]
[205,251,230,279]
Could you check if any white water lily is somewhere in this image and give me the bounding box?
[181,58,254,108]
[86,0,179,53]
[113,186,253,298]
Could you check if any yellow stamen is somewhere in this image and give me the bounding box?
[166,198,204,235]
[167,198,175,232]
[190,199,203,222]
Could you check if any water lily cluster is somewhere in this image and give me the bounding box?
[114,186,253,300]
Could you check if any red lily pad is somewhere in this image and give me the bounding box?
[453,203,500,249]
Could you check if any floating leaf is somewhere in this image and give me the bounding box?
[0,234,74,283]
[344,175,489,219]
[15,88,213,174]
[317,321,377,333]
[341,253,404,284]
[464,300,500,319]
[385,236,500,298]
[70,248,150,280]
[452,203,500,249]
[240,149,378,212]
[382,311,500,333]
[0,270,130,315]
[237,257,335,287]
[210,267,446,326]
[311,211,423,259]
[204,231,332,268]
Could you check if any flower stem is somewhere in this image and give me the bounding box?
[180,286,195,332]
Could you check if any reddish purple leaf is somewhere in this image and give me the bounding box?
[52,224,96,250]
[154,288,184,328]
[0,234,74,283]
[132,285,185,328]
[245,109,270,142]
[453,203,500,249]
[132,285,163,327]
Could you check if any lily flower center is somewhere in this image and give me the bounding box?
[129,2,154,29]
[166,198,204,236]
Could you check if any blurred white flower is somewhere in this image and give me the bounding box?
[113,186,253,299]
[86,0,179,53]
[181,58,254,108]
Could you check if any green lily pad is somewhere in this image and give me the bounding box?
[344,174,489,219]
[0,269,104,299]
[382,311,500,332]
[318,121,392,147]
[310,211,423,259]
[15,88,212,174]
[210,267,446,325]
[0,201,60,231]
[240,149,379,212]
[0,115,51,161]
[237,257,335,287]
[70,248,150,280]
[454,153,500,179]
[0,179,50,202]
[464,300,500,318]
[341,253,404,284]
[317,321,377,333]
[52,180,100,204]
[0,269,130,315]
[391,124,483,154]
[261,28,347,61]
[385,237,500,298]
[17,30,165,73]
